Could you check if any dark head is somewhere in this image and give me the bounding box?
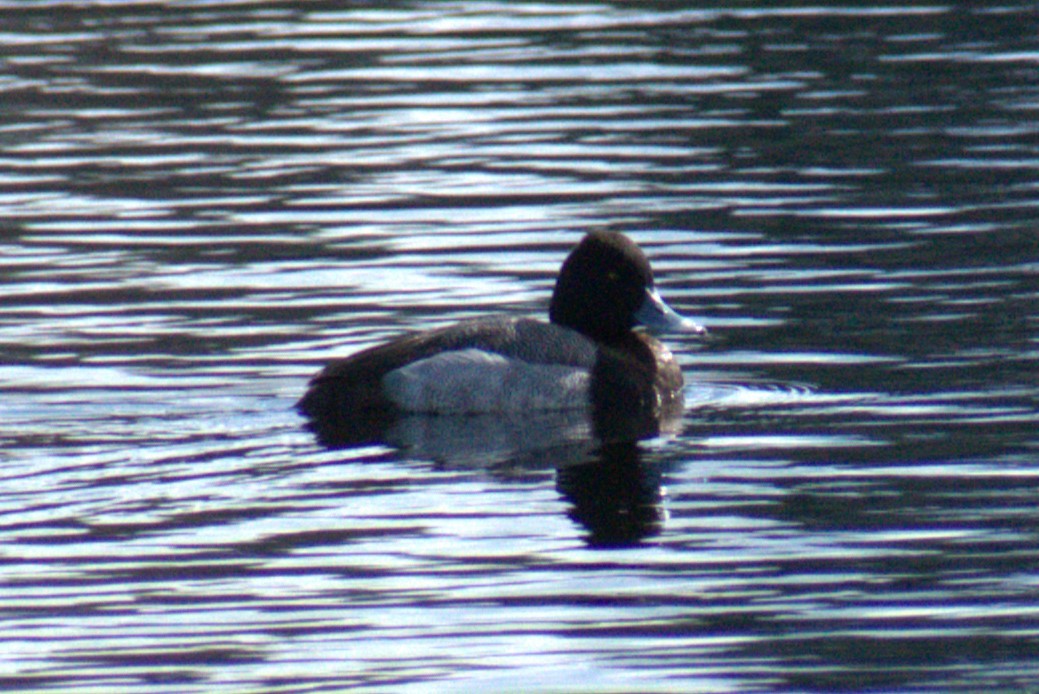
[549,231,705,343]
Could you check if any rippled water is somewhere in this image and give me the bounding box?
[2,2,1039,691]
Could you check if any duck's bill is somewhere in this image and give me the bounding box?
[635,287,707,336]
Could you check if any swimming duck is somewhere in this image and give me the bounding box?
[299,231,705,444]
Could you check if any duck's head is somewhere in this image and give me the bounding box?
[549,231,706,343]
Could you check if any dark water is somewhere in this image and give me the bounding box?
[2,2,1038,691]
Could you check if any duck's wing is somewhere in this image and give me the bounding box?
[298,317,596,418]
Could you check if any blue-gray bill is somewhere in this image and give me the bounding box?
[634,287,707,336]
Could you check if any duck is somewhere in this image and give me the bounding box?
[298,231,705,445]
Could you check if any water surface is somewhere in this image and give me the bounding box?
[2,2,1038,691]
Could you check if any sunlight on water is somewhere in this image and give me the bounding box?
[1,1,1038,692]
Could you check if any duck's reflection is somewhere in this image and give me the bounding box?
[385,408,595,471]
[557,442,667,547]
[306,404,679,547]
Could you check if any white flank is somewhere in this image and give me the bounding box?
[382,349,590,414]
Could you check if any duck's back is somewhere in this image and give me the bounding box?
[298,317,597,418]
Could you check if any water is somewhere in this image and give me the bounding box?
[2,2,1038,691]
